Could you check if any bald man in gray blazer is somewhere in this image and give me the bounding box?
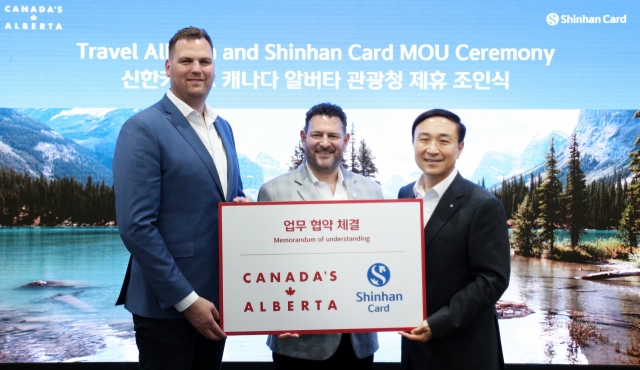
[258,103,381,370]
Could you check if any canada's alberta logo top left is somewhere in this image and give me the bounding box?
[4,5,63,31]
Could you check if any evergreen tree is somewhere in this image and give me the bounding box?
[528,173,539,217]
[619,134,640,251]
[512,195,540,256]
[348,123,359,173]
[481,177,486,188]
[615,171,625,220]
[356,139,379,180]
[537,138,564,254]
[491,174,530,220]
[0,167,115,226]
[288,141,305,171]
[565,133,588,249]
[619,196,639,250]
[341,153,348,168]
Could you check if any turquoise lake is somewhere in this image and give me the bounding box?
[0,228,638,364]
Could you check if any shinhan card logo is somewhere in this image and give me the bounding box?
[367,263,390,287]
[358,264,402,313]
[4,4,63,30]
[547,12,627,26]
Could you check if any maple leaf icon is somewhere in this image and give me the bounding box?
[285,287,295,296]
[30,15,37,21]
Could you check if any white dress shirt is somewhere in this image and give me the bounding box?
[305,162,348,200]
[413,169,458,227]
[166,90,228,312]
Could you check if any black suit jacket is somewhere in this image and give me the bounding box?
[398,173,510,370]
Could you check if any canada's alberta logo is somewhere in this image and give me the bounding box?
[367,263,390,287]
[4,5,63,31]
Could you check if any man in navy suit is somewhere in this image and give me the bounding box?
[398,109,510,370]
[113,27,248,369]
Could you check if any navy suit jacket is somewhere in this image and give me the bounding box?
[398,173,510,370]
[113,95,244,319]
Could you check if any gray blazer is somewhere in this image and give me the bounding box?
[257,162,382,360]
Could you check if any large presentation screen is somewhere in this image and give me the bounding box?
[1,0,639,365]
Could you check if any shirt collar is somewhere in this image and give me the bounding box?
[413,168,458,198]
[305,161,345,187]
[166,89,218,122]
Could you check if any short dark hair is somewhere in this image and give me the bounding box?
[304,103,347,134]
[168,27,213,58]
[411,108,466,143]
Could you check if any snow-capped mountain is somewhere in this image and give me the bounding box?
[555,110,640,181]
[470,151,518,188]
[382,172,422,199]
[0,109,112,183]
[472,110,639,188]
[255,152,287,182]
[19,108,137,170]
[10,108,637,193]
[237,154,265,191]
[469,131,568,188]
[14,108,285,192]
[507,131,569,179]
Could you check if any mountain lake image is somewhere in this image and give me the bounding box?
[0,108,639,364]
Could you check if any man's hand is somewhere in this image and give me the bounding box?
[399,320,433,342]
[232,197,252,203]
[277,333,300,339]
[183,297,227,340]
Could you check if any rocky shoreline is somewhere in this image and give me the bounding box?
[0,307,133,362]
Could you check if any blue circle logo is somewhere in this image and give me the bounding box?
[367,263,390,287]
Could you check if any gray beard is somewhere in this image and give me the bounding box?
[306,151,342,174]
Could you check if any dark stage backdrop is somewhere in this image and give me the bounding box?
[1,0,639,366]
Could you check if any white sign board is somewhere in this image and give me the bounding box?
[219,200,425,335]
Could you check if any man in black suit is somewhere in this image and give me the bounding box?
[398,109,510,370]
